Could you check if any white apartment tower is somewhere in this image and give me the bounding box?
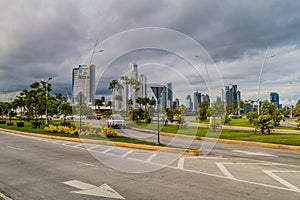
[72,64,95,104]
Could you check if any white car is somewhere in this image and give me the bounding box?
[107,114,126,128]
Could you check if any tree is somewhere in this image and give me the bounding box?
[93,99,103,112]
[247,100,283,134]
[57,101,72,124]
[198,101,210,121]
[294,100,300,117]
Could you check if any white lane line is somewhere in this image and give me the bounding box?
[145,152,158,162]
[87,145,100,150]
[263,170,300,192]
[233,150,278,157]
[121,150,134,158]
[177,157,185,169]
[62,142,75,146]
[215,162,235,179]
[63,180,95,190]
[74,144,84,148]
[102,147,115,154]
[6,145,25,151]
[75,161,98,168]
[0,192,13,200]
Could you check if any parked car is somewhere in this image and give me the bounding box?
[107,114,126,128]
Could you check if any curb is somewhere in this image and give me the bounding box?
[0,128,200,156]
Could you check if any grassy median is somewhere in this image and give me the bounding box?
[128,121,300,146]
[0,120,162,146]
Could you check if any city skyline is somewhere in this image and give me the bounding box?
[1,1,300,106]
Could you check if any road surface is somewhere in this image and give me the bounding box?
[1,129,300,199]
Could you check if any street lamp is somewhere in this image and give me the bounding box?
[45,76,52,126]
[195,55,211,98]
[257,47,275,115]
[288,76,300,118]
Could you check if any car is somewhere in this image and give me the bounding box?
[107,114,126,128]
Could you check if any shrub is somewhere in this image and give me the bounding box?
[6,122,14,126]
[32,121,41,128]
[17,122,24,127]
[44,125,78,135]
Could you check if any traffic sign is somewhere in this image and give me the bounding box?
[151,86,165,100]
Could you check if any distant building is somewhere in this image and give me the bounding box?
[139,74,147,98]
[173,98,180,109]
[223,84,240,110]
[270,92,280,108]
[193,91,201,111]
[202,94,210,105]
[159,83,173,110]
[186,95,193,111]
[72,64,95,104]
[130,63,138,80]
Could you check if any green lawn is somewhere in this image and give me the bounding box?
[226,118,253,127]
[130,122,300,146]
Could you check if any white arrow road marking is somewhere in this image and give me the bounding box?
[177,157,185,169]
[215,162,236,179]
[233,150,278,157]
[263,170,300,192]
[63,180,125,199]
[6,145,25,151]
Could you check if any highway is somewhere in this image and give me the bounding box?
[1,129,300,200]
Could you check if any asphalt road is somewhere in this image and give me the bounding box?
[1,130,300,200]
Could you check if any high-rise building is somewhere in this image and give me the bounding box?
[159,83,172,110]
[270,92,280,108]
[186,95,193,111]
[202,94,210,105]
[139,74,147,98]
[130,63,138,80]
[166,83,173,110]
[173,98,180,109]
[193,91,201,111]
[72,64,95,104]
[223,84,240,110]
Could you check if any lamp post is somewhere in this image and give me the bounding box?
[288,76,300,118]
[195,55,211,100]
[45,76,52,126]
[82,39,104,104]
[257,47,275,115]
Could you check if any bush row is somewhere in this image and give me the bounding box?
[44,124,118,138]
[44,125,78,135]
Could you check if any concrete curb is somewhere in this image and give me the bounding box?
[157,131,300,151]
[0,128,200,156]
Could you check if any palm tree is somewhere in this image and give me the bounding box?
[93,99,103,112]
[108,80,118,110]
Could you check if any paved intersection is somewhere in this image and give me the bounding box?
[4,131,300,195]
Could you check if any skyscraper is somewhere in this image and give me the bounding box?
[186,95,193,111]
[193,91,201,111]
[130,63,138,80]
[139,74,147,98]
[166,83,173,110]
[270,92,280,108]
[159,83,172,110]
[72,64,95,104]
[223,84,240,110]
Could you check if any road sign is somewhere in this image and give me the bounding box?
[63,180,125,199]
[75,92,86,105]
[151,86,165,100]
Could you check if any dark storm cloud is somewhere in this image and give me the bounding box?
[1,0,300,103]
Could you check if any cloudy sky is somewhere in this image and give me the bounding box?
[1,0,300,105]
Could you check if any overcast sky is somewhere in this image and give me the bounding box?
[1,0,300,105]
